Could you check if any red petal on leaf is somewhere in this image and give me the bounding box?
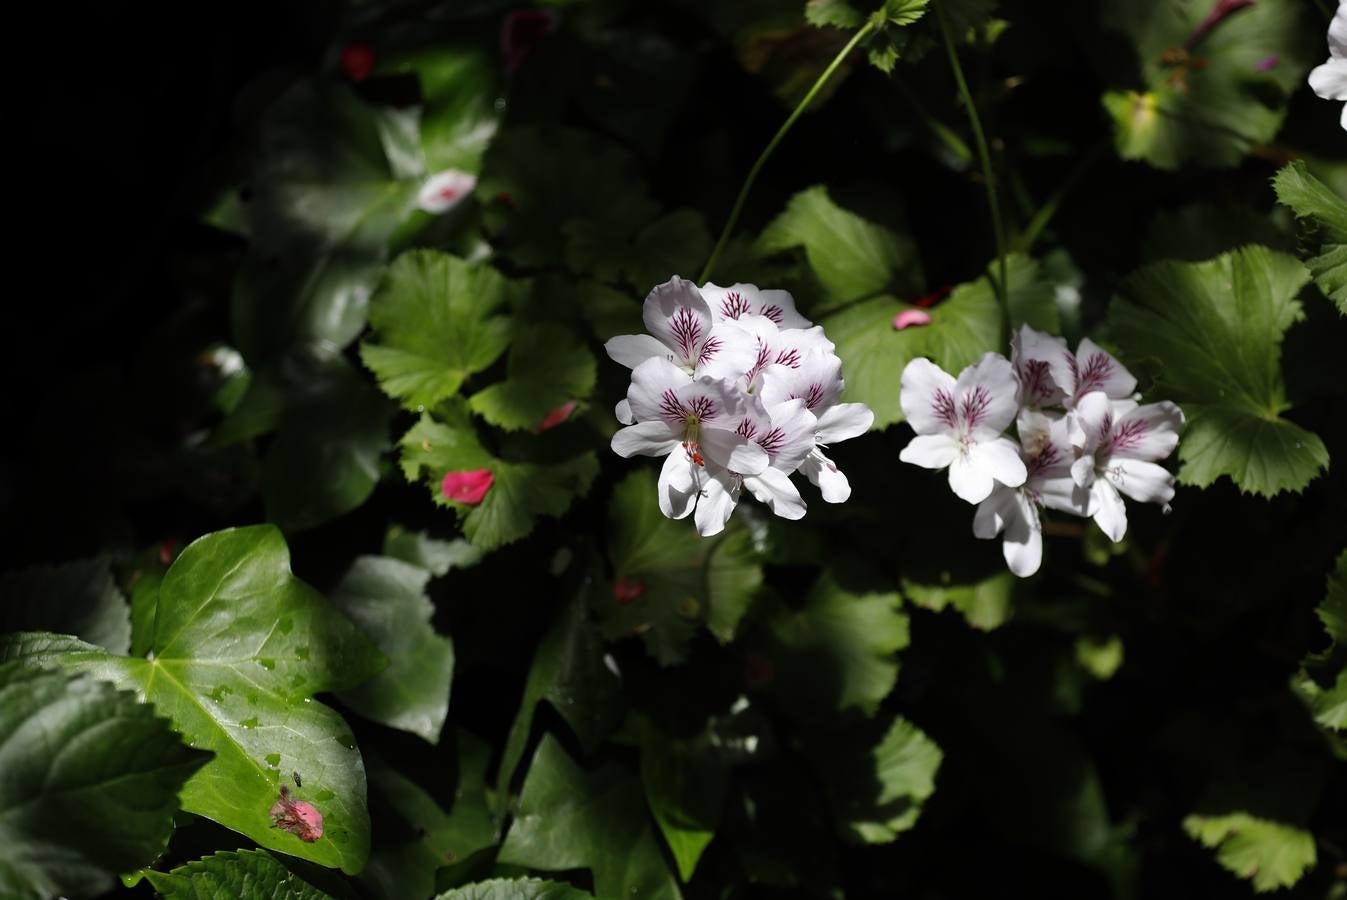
[442,469,494,505]
[340,42,376,82]
[536,400,578,433]
[613,576,645,604]
[892,309,933,330]
[270,786,324,842]
[912,285,952,308]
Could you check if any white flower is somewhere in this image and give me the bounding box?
[701,282,812,329]
[1068,391,1185,542]
[611,358,769,519]
[416,169,477,214]
[733,314,836,392]
[694,398,819,536]
[899,353,1028,504]
[974,410,1090,577]
[605,277,758,385]
[759,351,872,502]
[1011,324,1137,411]
[1309,2,1347,132]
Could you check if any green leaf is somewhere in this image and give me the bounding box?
[0,665,210,900]
[0,632,103,664]
[1099,0,1313,169]
[144,849,333,899]
[1183,812,1317,892]
[469,325,596,431]
[435,878,593,900]
[480,128,656,269]
[601,472,764,664]
[260,354,395,532]
[880,0,929,26]
[901,570,1015,630]
[1110,246,1328,496]
[816,715,942,843]
[565,209,712,293]
[364,734,497,900]
[1273,161,1347,313]
[640,725,727,882]
[824,253,1053,429]
[499,737,681,900]
[384,525,482,576]
[0,557,130,654]
[235,83,421,363]
[10,527,387,873]
[1293,551,1347,731]
[753,574,908,722]
[380,44,502,173]
[497,597,622,797]
[804,0,864,29]
[399,413,598,551]
[362,251,519,411]
[330,557,454,744]
[756,186,923,309]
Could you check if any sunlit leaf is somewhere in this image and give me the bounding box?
[1273,161,1347,313]
[145,849,333,900]
[1183,812,1317,893]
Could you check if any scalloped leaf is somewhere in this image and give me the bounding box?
[144,849,332,899]
[1183,812,1316,892]
[1273,161,1347,313]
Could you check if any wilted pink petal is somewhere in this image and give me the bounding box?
[1254,55,1279,72]
[536,400,578,433]
[893,309,933,330]
[501,10,560,73]
[340,42,376,82]
[270,786,324,842]
[613,576,645,604]
[417,170,477,215]
[442,469,494,505]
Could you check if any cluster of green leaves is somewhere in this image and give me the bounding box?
[3,0,1346,897]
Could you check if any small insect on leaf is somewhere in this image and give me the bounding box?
[293,771,302,788]
[270,784,324,842]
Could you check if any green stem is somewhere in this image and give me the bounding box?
[1013,142,1106,253]
[936,7,1008,341]
[698,20,877,285]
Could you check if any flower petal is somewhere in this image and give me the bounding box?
[899,357,959,435]
[643,276,713,368]
[1106,459,1176,505]
[694,467,741,537]
[1037,472,1097,517]
[1001,494,1043,578]
[1309,59,1347,100]
[1070,391,1114,451]
[701,282,811,329]
[700,425,769,475]
[955,352,1020,437]
[759,351,844,414]
[758,398,819,474]
[615,398,635,425]
[801,449,852,503]
[697,320,760,383]
[605,333,669,369]
[816,402,874,444]
[417,169,477,214]
[1091,480,1128,542]
[1011,324,1070,408]
[1070,338,1137,404]
[968,436,1029,489]
[973,485,1018,539]
[657,447,699,520]
[899,434,960,470]
[627,357,695,423]
[744,468,807,520]
[1111,401,1185,462]
[1070,455,1096,489]
[948,453,995,504]
[611,421,679,458]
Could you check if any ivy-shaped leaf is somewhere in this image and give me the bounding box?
[144,849,333,900]
[756,185,923,311]
[1273,161,1347,313]
[399,413,598,551]
[1183,812,1317,893]
[331,557,455,744]
[1099,0,1313,169]
[362,251,520,411]
[639,722,728,883]
[0,557,130,654]
[1110,246,1328,496]
[2,527,387,873]
[435,879,594,900]
[0,665,211,900]
[814,715,943,843]
[824,254,1056,429]
[499,737,682,900]
[601,471,765,665]
[497,596,622,797]
[469,325,597,431]
[750,574,908,722]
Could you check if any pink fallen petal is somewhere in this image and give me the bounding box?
[442,469,494,505]
[417,170,477,215]
[613,576,645,604]
[536,400,578,433]
[270,786,324,842]
[1254,55,1279,72]
[892,309,933,330]
[339,42,375,82]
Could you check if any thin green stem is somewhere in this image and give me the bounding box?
[936,7,1008,341]
[698,20,877,285]
[1013,142,1106,253]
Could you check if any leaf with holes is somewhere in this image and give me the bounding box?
[1,526,386,873]
[0,665,210,900]
[1110,246,1328,496]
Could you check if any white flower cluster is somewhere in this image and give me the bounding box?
[1309,1,1347,132]
[898,326,1185,577]
[606,277,873,536]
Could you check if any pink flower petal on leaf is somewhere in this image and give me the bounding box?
[536,400,578,433]
[892,309,933,330]
[442,469,494,505]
